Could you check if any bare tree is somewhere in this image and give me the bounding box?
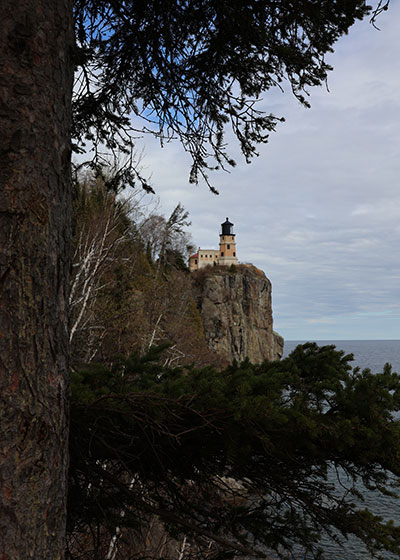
[70,178,136,361]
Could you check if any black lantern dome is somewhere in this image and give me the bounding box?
[221,217,234,236]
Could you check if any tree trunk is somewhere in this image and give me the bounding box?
[0,1,73,558]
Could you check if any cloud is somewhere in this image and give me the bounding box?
[137,5,400,341]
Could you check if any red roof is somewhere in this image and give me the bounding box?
[189,253,198,259]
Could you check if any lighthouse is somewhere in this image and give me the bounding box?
[218,218,238,267]
[188,218,239,271]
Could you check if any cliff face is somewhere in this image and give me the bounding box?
[193,265,284,364]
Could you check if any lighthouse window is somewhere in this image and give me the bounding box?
[227,244,230,249]
[233,252,236,256]
[221,251,224,256]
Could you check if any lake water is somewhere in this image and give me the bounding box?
[282,340,400,560]
[283,340,400,375]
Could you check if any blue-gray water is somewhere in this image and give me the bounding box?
[283,340,400,560]
[283,340,400,376]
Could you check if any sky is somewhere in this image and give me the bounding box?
[133,5,400,341]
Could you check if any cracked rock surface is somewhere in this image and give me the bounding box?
[194,265,284,364]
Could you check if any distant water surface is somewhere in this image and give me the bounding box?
[283,339,400,373]
[281,340,400,559]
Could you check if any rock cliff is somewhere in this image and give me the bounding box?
[193,264,284,364]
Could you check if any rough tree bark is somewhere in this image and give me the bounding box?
[0,1,73,558]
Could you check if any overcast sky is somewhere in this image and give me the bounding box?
[136,5,400,342]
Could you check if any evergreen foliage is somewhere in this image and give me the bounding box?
[68,343,400,559]
[71,1,382,191]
